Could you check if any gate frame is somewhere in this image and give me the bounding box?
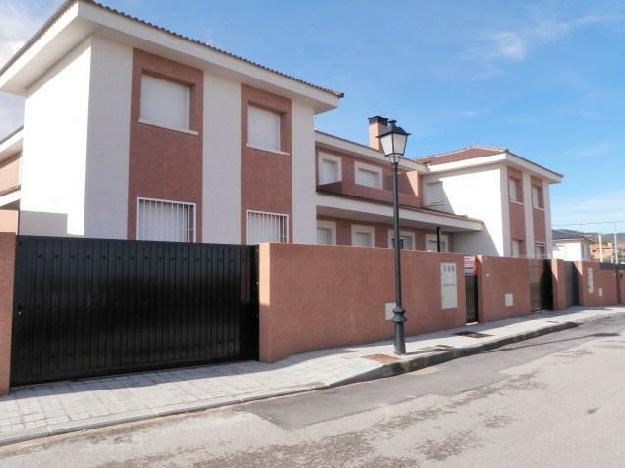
[9,235,260,388]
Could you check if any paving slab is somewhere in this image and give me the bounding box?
[0,305,623,446]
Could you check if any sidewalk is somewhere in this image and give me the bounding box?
[1,306,623,446]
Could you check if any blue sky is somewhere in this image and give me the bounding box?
[1,0,624,232]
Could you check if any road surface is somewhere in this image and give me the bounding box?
[1,315,624,467]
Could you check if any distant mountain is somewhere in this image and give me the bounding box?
[552,229,625,245]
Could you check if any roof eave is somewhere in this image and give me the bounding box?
[0,0,343,113]
[315,130,427,172]
[0,127,24,162]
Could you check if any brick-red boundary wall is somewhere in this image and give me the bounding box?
[551,259,568,310]
[477,255,532,322]
[258,243,466,363]
[0,233,16,395]
[576,261,619,307]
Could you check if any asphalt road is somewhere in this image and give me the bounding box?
[1,315,624,468]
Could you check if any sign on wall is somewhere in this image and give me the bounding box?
[464,256,476,275]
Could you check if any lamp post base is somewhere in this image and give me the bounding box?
[392,305,406,355]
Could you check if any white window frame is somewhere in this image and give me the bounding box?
[318,153,342,185]
[246,209,289,244]
[136,197,197,243]
[509,177,523,204]
[387,230,416,250]
[512,239,523,258]
[317,220,337,246]
[139,74,194,134]
[354,161,383,189]
[425,181,445,207]
[532,185,544,209]
[426,233,449,252]
[246,105,287,155]
[351,224,376,248]
[535,242,546,259]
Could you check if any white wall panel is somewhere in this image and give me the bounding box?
[84,37,132,239]
[291,100,316,244]
[202,72,242,243]
[20,39,92,236]
[424,167,504,256]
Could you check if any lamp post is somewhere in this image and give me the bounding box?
[377,120,410,355]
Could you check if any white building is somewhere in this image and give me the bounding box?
[0,0,563,257]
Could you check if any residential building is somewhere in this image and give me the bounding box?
[0,0,562,257]
[552,231,594,261]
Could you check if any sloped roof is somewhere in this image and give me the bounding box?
[414,146,506,165]
[0,0,343,99]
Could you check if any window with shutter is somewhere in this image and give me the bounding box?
[247,106,282,153]
[140,75,190,131]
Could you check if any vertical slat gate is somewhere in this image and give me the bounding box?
[10,236,259,387]
[529,259,553,312]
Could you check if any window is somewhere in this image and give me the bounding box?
[426,233,449,252]
[140,75,190,131]
[246,210,289,244]
[426,181,445,206]
[247,105,282,153]
[532,185,544,209]
[509,178,522,202]
[318,154,341,184]
[136,197,195,242]
[355,162,382,189]
[317,220,336,245]
[512,239,523,257]
[351,225,375,247]
[388,230,416,250]
[535,243,546,259]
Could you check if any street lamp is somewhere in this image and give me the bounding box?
[377,120,410,355]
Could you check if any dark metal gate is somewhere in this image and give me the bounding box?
[563,261,579,307]
[530,259,553,312]
[11,236,259,387]
[465,275,479,323]
[464,256,479,323]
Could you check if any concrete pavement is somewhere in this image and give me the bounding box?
[1,312,624,467]
[0,305,623,446]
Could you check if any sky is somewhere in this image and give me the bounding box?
[1,0,624,233]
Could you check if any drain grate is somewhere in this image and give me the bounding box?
[454,331,492,339]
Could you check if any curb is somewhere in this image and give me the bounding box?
[0,314,616,448]
[332,321,580,387]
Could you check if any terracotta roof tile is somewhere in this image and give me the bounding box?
[414,146,506,165]
[0,0,344,99]
[317,189,483,224]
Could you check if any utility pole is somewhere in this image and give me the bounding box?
[615,229,620,264]
[599,233,603,262]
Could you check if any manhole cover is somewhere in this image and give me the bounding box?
[454,331,492,339]
[363,353,402,363]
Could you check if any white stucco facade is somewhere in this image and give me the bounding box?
[291,100,317,244]
[423,166,505,256]
[84,36,132,239]
[20,39,92,237]
[202,72,242,244]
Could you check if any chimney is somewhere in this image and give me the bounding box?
[368,115,388,151]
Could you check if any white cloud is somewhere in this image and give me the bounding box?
[569,142,613,159]
[461,13,625,78]
[488,32,527,61]
[552,189,625,228]
[0,0,63,137]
